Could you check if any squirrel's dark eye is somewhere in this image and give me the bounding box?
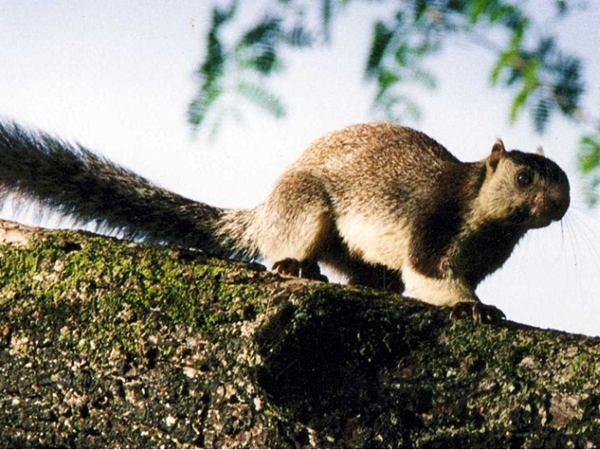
[516,171,533,187]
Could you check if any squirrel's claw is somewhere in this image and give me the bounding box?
[449,301,505,324]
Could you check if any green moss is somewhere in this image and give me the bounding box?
[0,230,275,363]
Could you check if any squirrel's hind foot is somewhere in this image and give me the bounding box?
[272,258,329,282]
[450,301,506,324]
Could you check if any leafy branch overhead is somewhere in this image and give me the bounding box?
[190,0,600,204]
[188,0,316,136]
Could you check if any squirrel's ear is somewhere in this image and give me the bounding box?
[536,146,545,156]
[487,139,506,171]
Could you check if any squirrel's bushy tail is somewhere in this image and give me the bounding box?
[0,120,253,256]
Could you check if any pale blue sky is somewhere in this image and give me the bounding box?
[0,1,599,335]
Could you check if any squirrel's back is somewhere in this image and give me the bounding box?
[271,123,472,225]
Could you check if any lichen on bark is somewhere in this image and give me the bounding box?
[0,219,598,448]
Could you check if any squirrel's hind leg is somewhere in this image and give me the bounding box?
[256,170,335,280]
[346,262,403,291]
[322,250,404,291]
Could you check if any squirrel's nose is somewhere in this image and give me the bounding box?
[533,186,570,225]
[548,182,570,221]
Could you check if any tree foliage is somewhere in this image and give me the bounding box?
[188,0,315,137]
[578,126,600,206]
[189,0,600,204]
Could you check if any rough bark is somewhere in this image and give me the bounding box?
[0,219,598,448]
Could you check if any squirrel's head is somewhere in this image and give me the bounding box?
[479,139,570,229]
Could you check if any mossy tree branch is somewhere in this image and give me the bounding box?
[0,220,598,448]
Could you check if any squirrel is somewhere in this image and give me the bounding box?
[0,121,570,321]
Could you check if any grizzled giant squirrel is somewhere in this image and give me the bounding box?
[0,121,570,320]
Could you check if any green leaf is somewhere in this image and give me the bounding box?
[489,4,517,23]
[375,69,400,101]
[285,26,314,48]
[555,0,569,17]
[578,133,600,207]
[207,106,244,142]
[187,85,222,128]
[578,135,600,175]
[552,56,583,115]
[188,4,236,128]
[372,92,422,123]
[509,87,527,123]
[469,0,496,24]
[508,58,539,123]
[413,0,428,21]
[237,17,282,50]
[394,43,409,67]
[411,67,437,90]
[366,21,395,78]
[321,0,333,42]
[490,49,517,85]
[531,94,553,134]
[236,81,286,119]
[235,18,283,75]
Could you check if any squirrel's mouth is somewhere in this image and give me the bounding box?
[533,189,570,227]
[520,189,570,229]
[511,207,533,227]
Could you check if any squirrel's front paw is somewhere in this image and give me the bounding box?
[449,301,505,324]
